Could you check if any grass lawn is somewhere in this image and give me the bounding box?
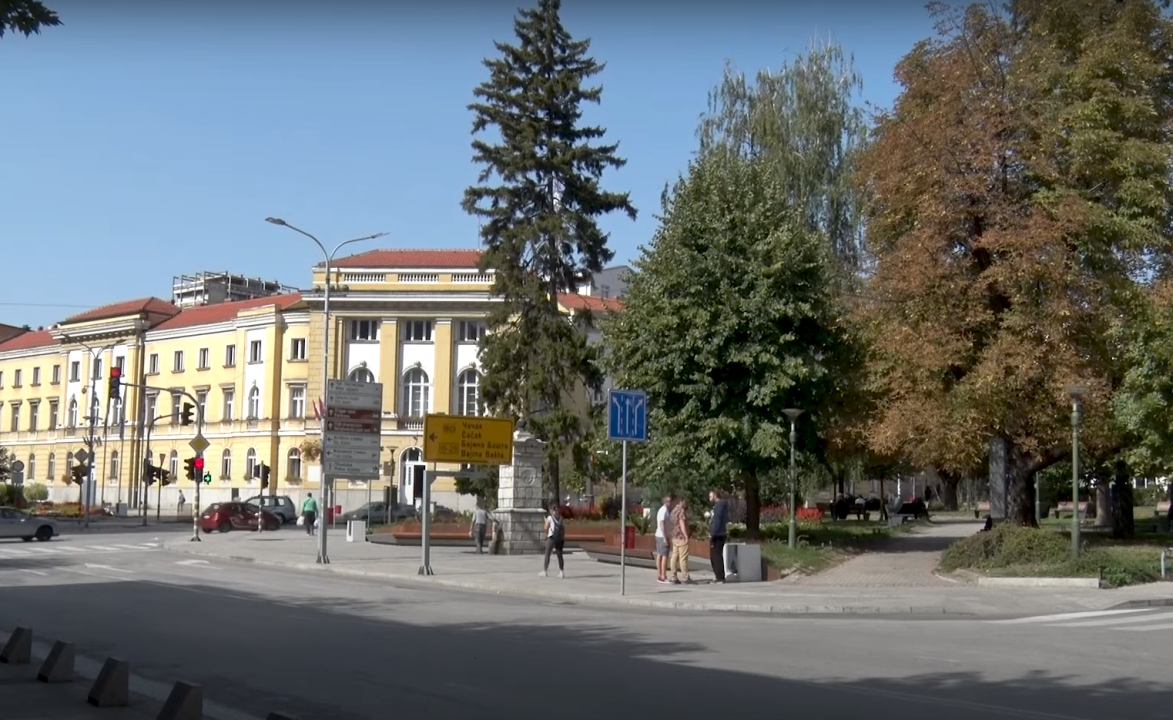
[744,520,909,576]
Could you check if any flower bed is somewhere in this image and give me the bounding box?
[29,502,106,518]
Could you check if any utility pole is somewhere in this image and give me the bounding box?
[266,217,387,564]
[61,336,115,530]
[783,408,804,549]
[1067,385,1085,560]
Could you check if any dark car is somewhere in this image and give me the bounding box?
[339,501,415,525]
[199,502,281,533]
[244,495,298,525]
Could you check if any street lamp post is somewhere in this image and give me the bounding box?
[61,336,115,530]
[1066,385,1085,560]
[782,408,804,549]
[265,217,387,565]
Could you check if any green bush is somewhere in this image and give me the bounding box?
[22,482,48,502]
[0,484,9,505]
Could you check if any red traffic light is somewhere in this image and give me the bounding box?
[110,367,121,378]
[193,458,204,470]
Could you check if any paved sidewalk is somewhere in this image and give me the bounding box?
[0,650,158,720]
[791,521,978,588]
[160,528,1173,617]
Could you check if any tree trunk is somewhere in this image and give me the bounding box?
[745,474,761,540]
[1094,482,1112,528]
[1111,462,1134,540]
[1005,441,1037,526]
[937,471,961,511]
[548,452,561,511]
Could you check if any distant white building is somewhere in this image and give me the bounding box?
[577,265,631,300]
[171,272,296,308]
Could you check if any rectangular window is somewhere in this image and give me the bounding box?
[0,371,3,388]
[10,404,20,432]
[222,388,235,422]
[146,394,158,424]
[350,319,379,341]
[196,390,208,421]
[289,338,306,361]
[198,348,210,370]
[51,364,61,384]
[148,354,159,375]
[12,369,21,388]
[171,393,182,424]
[48,400,58,429]
[94,358,102,380]
[249,340,263,363]
[403,320,433,342]
[115,356,125,372]
[173,351,184,373]
[289,386,306,418]
[225,345,237,367]
[31,367,40,386]
[457,320,486,343]
[70,361,80,382]
[29,402,39,431]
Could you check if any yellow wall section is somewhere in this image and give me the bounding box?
[433,320,453,415]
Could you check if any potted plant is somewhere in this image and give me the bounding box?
[299,440,321,462]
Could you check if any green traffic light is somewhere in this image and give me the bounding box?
[202,472,212,484]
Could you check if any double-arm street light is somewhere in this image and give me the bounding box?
[783,408,804,549]
[265,217,388,565]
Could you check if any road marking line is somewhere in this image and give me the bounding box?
[0,549,30,557]
[55,545,88,552]
[988,609,1151,624]
[1122,621,1173,631]
[28,546,62,554]
[1046,610,1173,628]
[111,544,153,550]
[86,545,122,551]
[83,563,135,573]
[19,569,49,576]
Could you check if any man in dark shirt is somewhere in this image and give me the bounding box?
[708,490,730,583]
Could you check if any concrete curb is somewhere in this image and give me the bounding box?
[1108,596,1173,610]
[161,544,966,616]
[976,576,1100,589]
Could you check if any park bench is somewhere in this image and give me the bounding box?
[887,500,929,527]
[1052,502,1089,521]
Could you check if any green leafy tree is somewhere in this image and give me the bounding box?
[0,445,9,484]
[856,0,1173,525]
[454,466,499,509]
[604,152,856,538]
[462,0,636,506]
[0,0,60,38]
[22,481,48,502]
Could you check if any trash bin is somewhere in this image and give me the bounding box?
[624,526,636,549]
[721,543,763,582]
[346,520,366,543]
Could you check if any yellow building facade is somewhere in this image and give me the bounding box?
[0,248,613,513]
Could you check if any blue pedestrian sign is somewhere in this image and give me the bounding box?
[608,389,648,443]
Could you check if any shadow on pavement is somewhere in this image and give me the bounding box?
[0,577,1166,720]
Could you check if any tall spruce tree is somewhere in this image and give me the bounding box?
[463,0,636,505]
[0,0,60,38]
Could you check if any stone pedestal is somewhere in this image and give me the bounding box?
[495,430,546,555]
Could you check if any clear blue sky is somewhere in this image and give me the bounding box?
[0,0,944,329]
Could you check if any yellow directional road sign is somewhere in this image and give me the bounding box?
[423,414,514,465]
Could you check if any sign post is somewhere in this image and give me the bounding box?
[420,414,514,575]
[321,379,383,564]
[188,432,209,542]
[608,389,648,596]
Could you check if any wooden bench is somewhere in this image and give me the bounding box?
[1053,502,1089,520]
[888,501,928,527]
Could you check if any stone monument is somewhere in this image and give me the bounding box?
[494,429,547,555]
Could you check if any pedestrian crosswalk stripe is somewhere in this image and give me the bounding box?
[1046,610,1173,628]
[988,609,1150,624]
[86,545,121,551]
[112,544,151,550]
[1122,621,1173,631]
[28,547,61,554]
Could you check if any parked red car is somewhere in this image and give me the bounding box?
[199,502,281,533]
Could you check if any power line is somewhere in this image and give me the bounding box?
[0,301,94,309]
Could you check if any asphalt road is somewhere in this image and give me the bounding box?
[1,531,1170,720]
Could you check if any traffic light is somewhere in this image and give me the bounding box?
[143,461,158,486]
[159,468,172,485]
[69,460,89,485]
[180,402,194,426]
[253,462,271,490]
[184,457,197,481]
[108,366,122,397]
[194,456,210,484]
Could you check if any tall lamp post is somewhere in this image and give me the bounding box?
[783,408,804,549]
[1066,385,1084,560]
[265,217,387,565]
[61,336,115,530]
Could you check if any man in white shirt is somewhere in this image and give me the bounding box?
[655,493,675,585]
[470,502,492,554]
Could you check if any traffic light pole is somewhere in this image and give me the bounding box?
[63,339,115,531]
[141,413,165,527]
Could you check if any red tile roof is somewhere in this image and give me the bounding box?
[63,297,180,324]
[327,249,484,269]
[0,329,56,353]
[558,293,623,312]
[151,293,304,332]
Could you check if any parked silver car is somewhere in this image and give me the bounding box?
[243,495,298,525]
[0,506,58,542]
[339,501,415,525]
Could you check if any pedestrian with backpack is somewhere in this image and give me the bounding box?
[540,505,566,578]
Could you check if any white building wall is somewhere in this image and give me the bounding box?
[345,342,381,381]
[243,328,266,411]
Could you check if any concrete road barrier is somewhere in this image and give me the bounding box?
[87,656,130,707]
[157,680,202,720]
[37,640,74,683]
[0,626,32,664]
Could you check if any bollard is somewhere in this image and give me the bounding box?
[87,657,130,707]
[37,640,75,683]
[157,681,202,720]
[0,627,33,665]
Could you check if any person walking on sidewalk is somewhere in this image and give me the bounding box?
[655,493,675,584]
[669,497,691,584]
[470,502,491,554]
[302,493,318,536]
[540,505,566,578]
[177,490,186,517]
[708,489,729,584]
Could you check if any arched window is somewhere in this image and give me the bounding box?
[220,449,232,479]
[111,397,124,426]
[65,451,74,481]
[27,454,36,481]
[247,387,261,419]
[246,448,257,480]
[109,451,120,479]
[47,453,56,482]
[169,450,178,479]
[457,369,482,416]
[401,368,430,417]
[67,399,78,427]
[287,448,302,480]
[90,396,101,425]
[349,367,375,383]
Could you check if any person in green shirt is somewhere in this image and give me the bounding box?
[302,493,318,536]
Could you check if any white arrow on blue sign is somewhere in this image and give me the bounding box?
[608,389,648,443]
